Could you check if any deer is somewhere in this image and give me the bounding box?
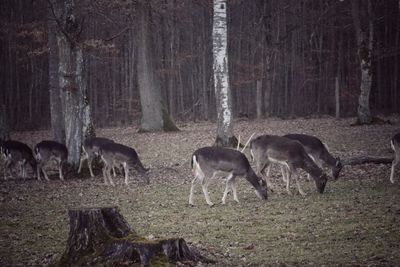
[34,140,68,181]
[189,146,268,207]
[390,133,400,183]
[250,135,328,196]
[0,140,36,180]
[99,142,149,186]
[283,134,342,180]
[78,137,116,177]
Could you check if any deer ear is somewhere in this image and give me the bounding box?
[335,158,341,166]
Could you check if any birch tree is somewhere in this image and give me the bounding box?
[49,0,94,168]
[351,0,374,124]
[213,0,235,146]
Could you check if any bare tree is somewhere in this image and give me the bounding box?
[137,1,178,132]
[49,0,94,168]
[351,0,374,124]
[213,0,235,146]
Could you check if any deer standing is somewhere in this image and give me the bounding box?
[34,140,68,181]
[0,140,36,179]
[190,146,268,207]
[283,134,342,180]
[99,142,149,186]
[78,137,115,177]
[250,135,328,196]
[390,133,400,183]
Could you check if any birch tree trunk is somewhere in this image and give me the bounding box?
[51,0,94,168]
[137,2,178,132]
[213,0,235,147]
[352,0,373,124]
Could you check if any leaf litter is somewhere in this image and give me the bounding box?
[1,116,400,266]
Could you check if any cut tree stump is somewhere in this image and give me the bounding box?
[58,206,209,266]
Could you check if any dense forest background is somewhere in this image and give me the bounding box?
[0,0,399,131]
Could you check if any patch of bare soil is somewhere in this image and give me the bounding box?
[1,116,400,266]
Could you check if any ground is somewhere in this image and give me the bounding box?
[1,117,400,266]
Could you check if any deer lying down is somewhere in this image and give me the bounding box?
[34,140,68,181]
[0,140,36,179]
[190,147,268,207]
[78,137,115,177]
[99,143,149,186]
[283,134,343,180]
[390,133,400,183]
[250,135,328,196]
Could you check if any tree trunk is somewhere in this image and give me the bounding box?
[58,207,209,267]
[48,12,65,144]
[137,2,178,132]
[213,0,236,147]
[352,0,373,124]
[52,0,95,168]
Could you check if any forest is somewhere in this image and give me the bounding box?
[1,0,400,266]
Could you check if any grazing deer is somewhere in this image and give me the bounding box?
[190,147,268,207]
[0,140,36,179]
[283,134,342,180]
[78,137,115,177]
[250,135,328,196]
[99,143,149,186]
[390,133,400,183]
[34,140,68,181]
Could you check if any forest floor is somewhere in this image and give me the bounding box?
[1,116,400,266]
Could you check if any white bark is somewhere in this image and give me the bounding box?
[213,0,233,144]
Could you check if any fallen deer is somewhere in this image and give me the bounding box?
[34,140,68,181]
[250,135,328,196]
[283,134,342,180]
[0,140,36,179]
[190,146,268,207]
[99,143,149,186]
[390,133,400,183]
[78,137,116,177]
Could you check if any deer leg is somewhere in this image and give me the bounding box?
[107,164,115,186]
[189,174,199,206]
[39,162,50,181]
[102,164,108,185]
[88,156,95,177]
[293,169,306,196]
[201,172,215,207]
[58,159,64,181]
[285,168,292,195]
[123,162,129,185]
[231,177,239,203]
[77,152,87,174]
[390,156,399,183]
[222,173,234,204]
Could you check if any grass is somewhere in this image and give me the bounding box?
[1,117,400,266]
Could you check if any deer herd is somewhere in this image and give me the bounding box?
[0,132,399,207]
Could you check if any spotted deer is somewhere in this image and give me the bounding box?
[99,143,149,186]
[250,135,328,196]
[190,147,268,207]
[78,137,115,177]
[34,140,68,181]
[0,140,36,179]
[390,133,400,183]
[283,134,342,180]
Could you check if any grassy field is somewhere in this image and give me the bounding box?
[1,117,399,266]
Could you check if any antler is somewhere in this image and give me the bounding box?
[241,133,255,153]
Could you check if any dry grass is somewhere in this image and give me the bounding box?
[1,117,400,266]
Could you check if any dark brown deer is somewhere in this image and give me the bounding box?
[250,135,328,196]
[0,140,36,179]
[283,134,342,180]
[78,137,115,177]
[190,147,268,207]
[390,133,400,183]
[99,143,149,186]
[34,140,68,181]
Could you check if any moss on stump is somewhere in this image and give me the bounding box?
[57,206,208,267]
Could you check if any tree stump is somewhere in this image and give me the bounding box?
[58,207,209,266]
